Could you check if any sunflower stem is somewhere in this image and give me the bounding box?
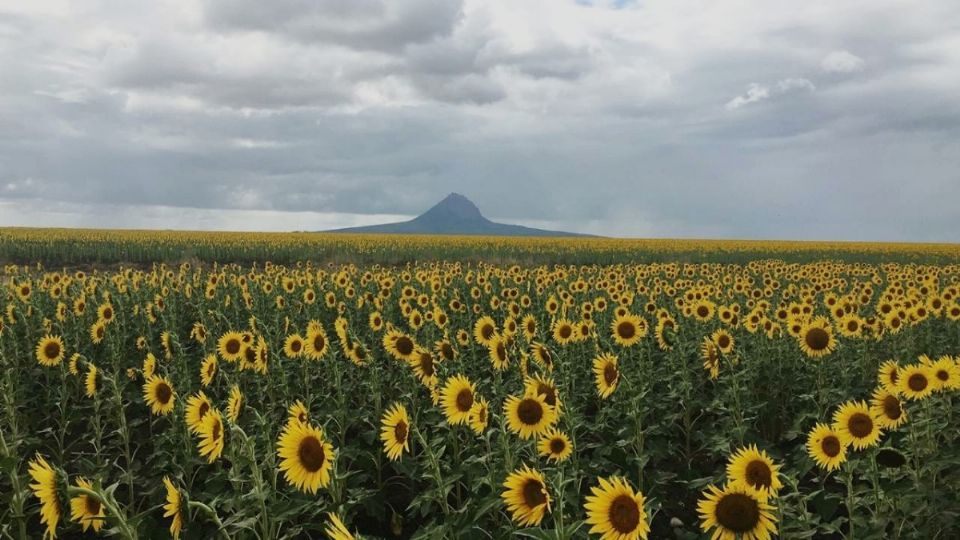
[188,500,232,540]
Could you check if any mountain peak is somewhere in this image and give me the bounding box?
[326,193,594,237]
[421,193,485,221]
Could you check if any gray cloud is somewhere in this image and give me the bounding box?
[0,0,959,241]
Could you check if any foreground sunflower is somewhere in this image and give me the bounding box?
[538,428,573,462]
[726,445,782,501]
[162,476,182,540]
[325,513,356,540]
[200,354,217,387]
[502,465,551,527]
[584,476,650,540]
[797,317,836,358]
[184,391,213,434]
[217,331,245,362]
[870,387,907,429]
[70,477,106,533]
[805,423,848,471]
[197,409,225,463]
[931,355,960,391]
[143,375,176,416]
[383,329,417,362]
[832,400,883,450]
[28,454,61,539]
[283,334,306,359]
[592,353,620,399]
[701,338,720,380]
[877,360,900,393]
[525,374,562,415]
[85,364,98,398]
[504,388,557,439]
[611,314,645,347]
[380,402,411,461]
[277,422,335,494]
[226,385,243,422]
[896,364,934,401]
[36,335,65,367]
[287,400,310,427]
[468,396,490,435]
[440,374,476,426]
[698,483,777,540]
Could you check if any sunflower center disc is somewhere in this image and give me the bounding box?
[517,399,544,425]
[882,396,902,420]
[420,355,434,376]
[156,383,172,404]
[85,496,102,516]
[804,328,829,350]
[603,363,618,385]
[538,384,557,407]
[212,419,222,440]
[936,370,949,382]
[314,335,326,351]
[522,480,547,508]
[456,389,474,412]
[298,436,326,472]
[394,421,408,442]
[617,322,635,339]
[821,436,841,457]
[396,337,413,356]
[550,438,565,454]
[745,460,772,489]
[908,373,927,392]
[608,494,640,533]
[198,402,210,419]
[226,340,240,354]
[718,335,730,348]
[848,413,873,438]
[715,493,760,533]
[44,342,61,359]
[291,341,301,352]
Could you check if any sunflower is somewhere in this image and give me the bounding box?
[162,476,182,540]
[870,387,907,429]
[693,300,716,322]
[380,402,411,461]
[552,319,576,345]
[89,320,106,344]
[197,409,225,463]
[877,360,900,394]
[504,388,557,439]
[409,348,439,387]
[701,338,720,380]
[501,465,551,527]
[28,454,61,539]
[711,329,734,354]
[36,335,65,367]
[200,354,217,387]
[805,423,848,471]
[584,476,650,540]
[283,334,306,359]
[383,329,417,362]
[68,354,80,376]
[488,336,510,371]
[434,339,457,362]
[522,314,537,341]
[184,391,213,434]
[897,364,934,400]
[440,374,476,426]
[832,400,883,450]
[611,314,645,347]
[726,445,782,501]
[143,376,176,416]
[592,353,620,399]
[529,342,554,371]
[931,355,960,391]
[276,422,335,494]
[70,476,105,533]
[524,374,562,416]
[797,317,836,358]
[698,483,777,540]
[85,364,98,398]
[217,331,245,362]
[369,311,384,332]
[226,385,243,422]
[538,428,573,462]
[304,327,329,361]
[324,513,355,540]
[288,400,310,427]
[97,303,114,323]
[141,352,156,379]
[468,396,490,435]
[474,315,498,346]
[837,313,864,338]
[190,322,207,343]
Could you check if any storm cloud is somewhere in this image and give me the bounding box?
[1,0,958,240]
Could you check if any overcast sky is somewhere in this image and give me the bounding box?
[1,0,958,240]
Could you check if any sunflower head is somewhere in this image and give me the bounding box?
[698,483,777,540]
[504,388,557,440]
[440,374,476,426]
[380,402,411,461]
[832,400,883,450]
[726,445,782,501]
[501,465,551,527]
[584,476,650,540]
[806,423,848,472]
[538,428,573,462]
[276,422,335,494]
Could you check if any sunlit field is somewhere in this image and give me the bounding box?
[2,229,960,539]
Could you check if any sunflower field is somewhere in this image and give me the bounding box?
[2,233,960,539]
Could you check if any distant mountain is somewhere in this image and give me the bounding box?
[327,193,593,237]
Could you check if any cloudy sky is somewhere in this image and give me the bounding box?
[1,0,958,240]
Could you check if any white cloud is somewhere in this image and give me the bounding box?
[726,78,814,110]
[821,50,865,73]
